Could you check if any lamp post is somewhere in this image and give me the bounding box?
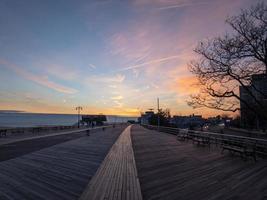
[157,98,160,131]
[75,106,82,128]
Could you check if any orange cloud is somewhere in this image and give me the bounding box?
[171,76,200,94]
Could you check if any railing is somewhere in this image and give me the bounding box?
[0,125,79,137]
[0,123,126,138]
[142,124,267,157]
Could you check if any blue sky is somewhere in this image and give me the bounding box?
[0,0,258,116]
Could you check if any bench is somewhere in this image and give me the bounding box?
[32,127,42,134]
[192,135,210,147]
[177,129,189,141]
[254,143,267,158]
[0,130,7,137]
[221,140,256,161]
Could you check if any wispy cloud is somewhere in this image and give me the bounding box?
[113,100,123,108]
[86,73,125,84]
[111,95,123,100]
[168,75,199,95]
[158,2,209,10]
[0,59,78,94]
[118,55,181,71]
[44,64,79,81]
[89,63,96,69]
[132,68,140,78]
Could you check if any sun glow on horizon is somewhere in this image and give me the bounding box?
[0,0,256,117]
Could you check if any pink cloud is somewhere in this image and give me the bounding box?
[0,59,78,94]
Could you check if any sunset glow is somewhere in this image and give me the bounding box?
[0,0,258,117]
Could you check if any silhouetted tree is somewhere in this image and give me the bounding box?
[188,2,267,122]
[149,109,171,126]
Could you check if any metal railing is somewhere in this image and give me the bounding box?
[142,124,267,157]
[0,123,126,138]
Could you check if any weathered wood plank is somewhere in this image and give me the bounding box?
[0,126,126,200]
[131,125,267,200]
[80,125,143,200]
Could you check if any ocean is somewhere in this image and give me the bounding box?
[0,113,138,128]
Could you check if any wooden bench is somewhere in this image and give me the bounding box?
[0,129,7,137]
[221,140,256,161]
[177,129,189,141]
[192,135,210,147]
[32,127,42,134]
[254,143,267,158]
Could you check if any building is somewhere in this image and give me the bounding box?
[240,73,267,129]
[82,115,107,126]
[140,111,154,125]
[171,114,205,129]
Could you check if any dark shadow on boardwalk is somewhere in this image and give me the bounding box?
[0,125,126,200]
[131,125,267,200]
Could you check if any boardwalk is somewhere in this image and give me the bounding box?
[80,125,142,200]
[131,125,267,200]
[1,124,267,200]
[0,126,111,162]
[0,126,126,200]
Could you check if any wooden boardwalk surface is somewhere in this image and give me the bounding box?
[80,125,142,200]
[0,126,126,200]
[131,125,267,200]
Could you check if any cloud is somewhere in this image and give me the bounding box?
[0,59,78,94]
[109,85,117,88]
[89,63,96,69]
[86,73,125,84]
[113,100,123,108]
[44,64,79,81]
[132,68,140,78]
[168,76,200,95]
[119,55,181,71]
[133,0,210,11]
[111,95,123,100]
[158,1,209,10]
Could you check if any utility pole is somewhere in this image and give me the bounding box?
[75,106,82,128]
[157,98,160,131]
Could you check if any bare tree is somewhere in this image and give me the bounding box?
[188,2,267,123]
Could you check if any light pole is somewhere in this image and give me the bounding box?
[157,98,160,131]
[75,106,82,128]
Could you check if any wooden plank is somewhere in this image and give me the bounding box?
[79,125,143,200]
[0,126,126,200]
[131,125,267,200]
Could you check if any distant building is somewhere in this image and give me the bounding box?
[140,111,154,125]
[240,74,267,129]
[171,114,205,129]
[82,115,107,126]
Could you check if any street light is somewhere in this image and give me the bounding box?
[157,98,160,131]
[75,106,82,128]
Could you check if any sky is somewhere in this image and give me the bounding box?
[0,0,260,116]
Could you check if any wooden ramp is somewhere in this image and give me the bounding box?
[80,125,142,200]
